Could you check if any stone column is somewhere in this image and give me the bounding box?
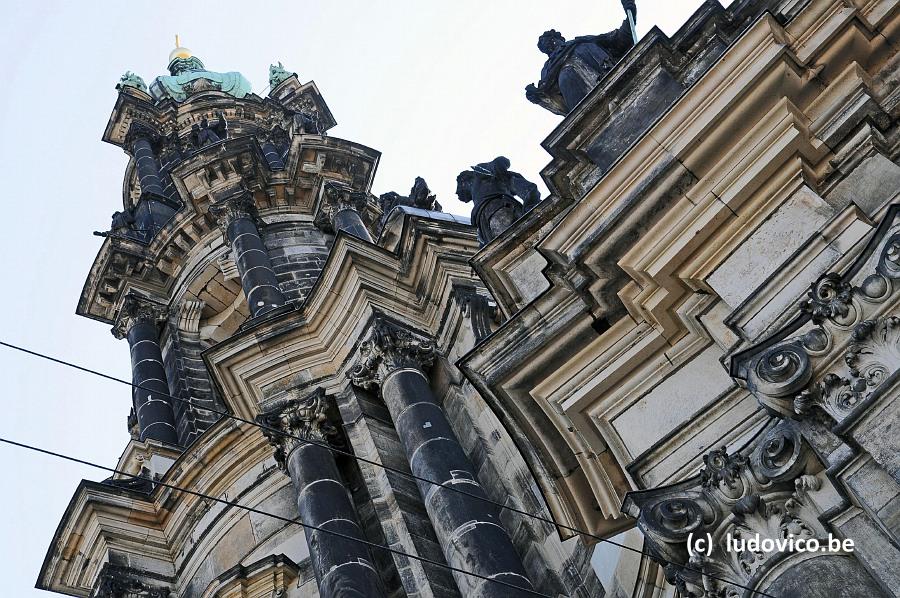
[209,190,286,317]
[349,318,534,598]
[112,294,179,446]
[258,389,385,598]
[125,123,177,238]
[317,183,373,242]
[126,124,165,197]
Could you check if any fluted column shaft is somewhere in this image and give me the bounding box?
[112,295,179,445]
[258,390,385,598]
[349,320,534,598]
[210,191,286,317]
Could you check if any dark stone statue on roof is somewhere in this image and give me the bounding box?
[191,114,228,148]
[526,0,637,115]
[457,157,540,245]
[379,177,442,225]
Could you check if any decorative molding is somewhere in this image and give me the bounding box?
[314,181,374,234]
[256,388,338,470]
[733,203,900,425]
[93,566,170,598]
[624,421,824,598]
[111,294,168,340]
[347,317,436,390]
[176,300,205,334]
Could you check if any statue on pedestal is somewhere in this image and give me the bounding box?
[526,0,637,115]
[457,157,540,245]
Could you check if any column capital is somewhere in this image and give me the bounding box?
[348,317,435,390]
[314,181,371,233]
[623,421,823,597]
[111,294,168,340]
[256,388,338,470]
[123,121,161,152]
[208,188,257,236]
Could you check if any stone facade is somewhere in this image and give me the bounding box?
[37,1,900,597]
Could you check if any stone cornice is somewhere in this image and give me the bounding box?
[201,211,479,421]
[77,135,380,325]
[37,416,284,598]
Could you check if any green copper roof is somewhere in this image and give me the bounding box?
[148,54,252,103]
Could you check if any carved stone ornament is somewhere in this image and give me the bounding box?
[734,205,900,425]
[268,61,295,88]
[314,181,373,233]
[94,567,170,598]
[624,422,824,598]
[378,176,443,226]
[116,71,148,93]
[111,294,168,340]
[208,188,257,235]
[256,388,338,470]
[347,318,436,390]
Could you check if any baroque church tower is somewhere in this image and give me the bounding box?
[37,42,601,598]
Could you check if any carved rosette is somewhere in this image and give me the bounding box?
[626,422,824,598]
[208,189,257,236]
[799,272,854,325]
[256,388,338,470]
[111,294,168,340]
[347,318,436,390]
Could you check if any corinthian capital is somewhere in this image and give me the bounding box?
[111,294,168,339]
[256,388,337,470]
[208,188,257,235]
[314,181,372,233]
[347,318,435,390]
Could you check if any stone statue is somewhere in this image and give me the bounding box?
[191,113,228,148]
[269,61,295,88]
[110,209,136,232]
[116,71,147,93]
[378,177,442,224]
[456,157,540,245]
[526,0,637,115]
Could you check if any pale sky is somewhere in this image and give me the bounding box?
[0,1,719,594]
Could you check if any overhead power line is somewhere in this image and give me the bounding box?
[0,436,551,597]
[0,340,776,598]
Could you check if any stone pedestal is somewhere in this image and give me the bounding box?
[349,318,534,597]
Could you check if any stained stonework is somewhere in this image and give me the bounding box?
[38,1,900,597]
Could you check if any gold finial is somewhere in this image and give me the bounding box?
[169,34,193,64]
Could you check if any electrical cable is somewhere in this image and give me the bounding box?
[0,436,551,597]
[0,340,776,597]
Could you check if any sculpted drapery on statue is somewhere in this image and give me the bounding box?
[526,0,637,115]
[457,156,541,245]
[378,176,443,226]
